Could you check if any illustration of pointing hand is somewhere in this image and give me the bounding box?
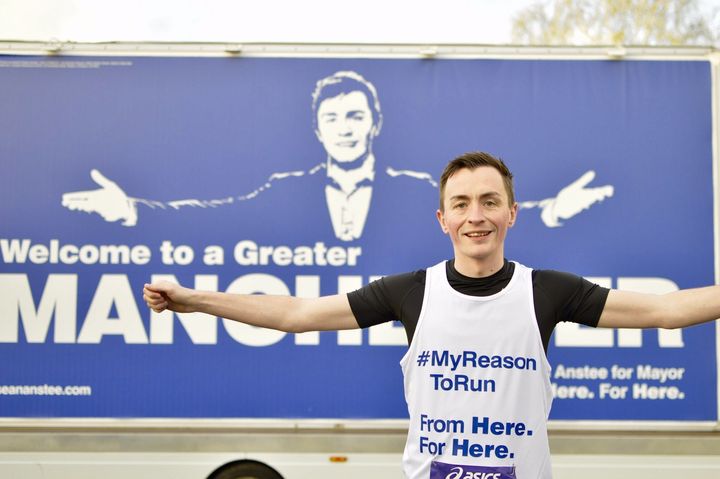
[61,169,138,226]
[537,171,614,228]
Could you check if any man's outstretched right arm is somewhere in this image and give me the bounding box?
[143,281,359,333]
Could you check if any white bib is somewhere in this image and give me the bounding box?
[400,262,553,479]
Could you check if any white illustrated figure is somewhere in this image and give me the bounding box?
[313,71,382,241]
[61,71,614,239]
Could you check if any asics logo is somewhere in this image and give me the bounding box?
[446,466,501,479]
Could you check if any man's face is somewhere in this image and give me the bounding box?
[436,166,518,276]
[315,91,377,163]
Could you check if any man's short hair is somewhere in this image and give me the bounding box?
[312,71,383,132]
[438,151,515,211]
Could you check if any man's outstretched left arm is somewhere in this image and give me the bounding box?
[598,286,720,329]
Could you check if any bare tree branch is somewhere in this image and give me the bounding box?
[512,0,717,46]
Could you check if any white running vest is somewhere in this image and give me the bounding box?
[400,262,553,479]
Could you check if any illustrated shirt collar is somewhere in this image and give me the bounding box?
[326,154,375,194]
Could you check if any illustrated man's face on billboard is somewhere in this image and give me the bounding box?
[315,90,378,163]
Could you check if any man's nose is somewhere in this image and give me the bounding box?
[337,119,353,136]
[467,202,486,223]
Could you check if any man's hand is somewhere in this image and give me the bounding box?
[143,281,197,314]
[62,169,138,226]
[540,170,614,227]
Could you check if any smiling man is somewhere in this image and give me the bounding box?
[436,163,518,277]
[312,71,383,241]
[145,151,720,478]
[62,70,614,239]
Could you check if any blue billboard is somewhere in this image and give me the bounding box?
[0,55,715,422]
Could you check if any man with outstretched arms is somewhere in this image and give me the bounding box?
[144,151,720,479]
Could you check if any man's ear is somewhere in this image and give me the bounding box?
[508,202,519,227]
[436,209,449,234]
[314,129,323,143]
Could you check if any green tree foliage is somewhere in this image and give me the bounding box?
[512,0,717,45]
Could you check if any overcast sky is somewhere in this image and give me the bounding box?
[0,0,577,44]
[1,0,718,45]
